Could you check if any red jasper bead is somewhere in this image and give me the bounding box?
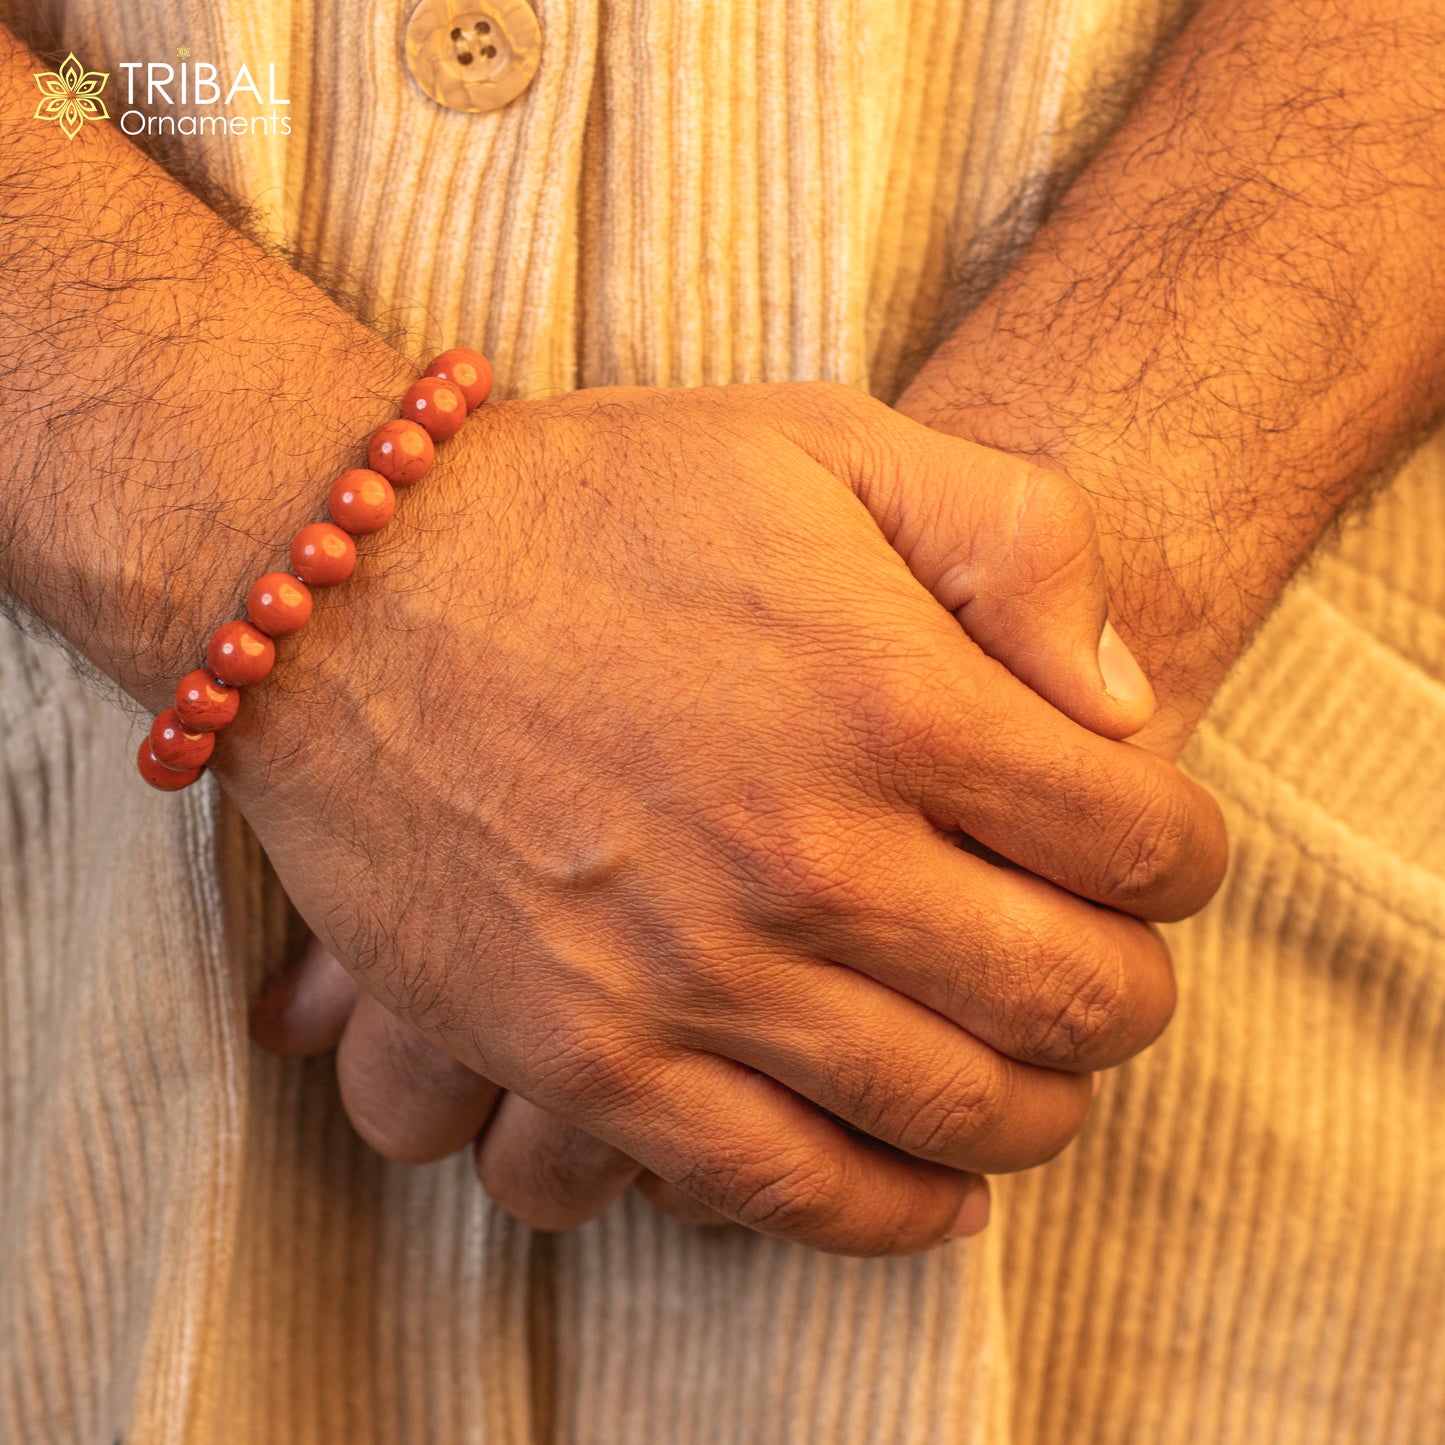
[247,570,314,637]
[137,737,202,791]
[426,348,492,410]
[329,468,396,534]
[174,670,239,731]
[367,419,434,486]
[149,707,216,770]
[401,377,467,442]
[207,619,277,686]
[290,521,357,586]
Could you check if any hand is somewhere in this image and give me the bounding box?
[252,403,1193,1236]
[229,381,1225,1255]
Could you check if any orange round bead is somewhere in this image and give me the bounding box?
[426,348,492,410]
[247,570,314,637]
[137,737,202,791]
[174,670,239,731]
[290,521,357,586]
[149,706,216,770]
[401,377,467,442]
[207,619,277,686]
[329,468,396,534]
[367,419,434,486]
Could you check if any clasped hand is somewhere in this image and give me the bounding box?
[227,382,1226,1255]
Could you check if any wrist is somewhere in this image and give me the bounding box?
[203,392,506,808]
[895,0,1445,749]
[0,205,417,709]
[0,23,423,712]
[6,358,415,714]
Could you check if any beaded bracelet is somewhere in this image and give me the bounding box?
[136,348,493,791]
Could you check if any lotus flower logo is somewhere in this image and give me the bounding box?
[33,53,110,140]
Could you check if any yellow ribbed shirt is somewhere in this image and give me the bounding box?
[1,1,1441,1440]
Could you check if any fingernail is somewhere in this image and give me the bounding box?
[945,1180,991,1239]
[1097,620,1153,707]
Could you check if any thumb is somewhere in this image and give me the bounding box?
[763,385,1156,739]
[847,410,1156,741]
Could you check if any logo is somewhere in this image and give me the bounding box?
[32,52,110,140]
[31,49,291,142]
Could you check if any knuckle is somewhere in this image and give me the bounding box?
[533,1151,598,1208]
[675,1135,931,1256]
[1015,462,1096,542]
[530,1021,653,1122]
[1022,931,1133,1069]
[783,381,900,469]
[863,655,955,746]
[883,1052,1005,1162]
[793,378,871,415]
[674,948,808,1034]
[723,808,873,932]
[486,1133,616,1222]
[1004,466,1101,597]
[341,1052,495,1165]
[722,1152,848,1242]
[541,1143,623,1211]
[1093,770,1196,909]
[836,651,990,797]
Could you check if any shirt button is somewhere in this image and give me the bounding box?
[404,0,541,113]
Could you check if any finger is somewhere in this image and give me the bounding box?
[828,616,1228,921]
[635,1172,734,1227]
[735,818,1176,1073]
[913,670,1228,921]
[249,935,360,1056]
[662,950,1095,1175]
[475,1092,643,1231]
[554,1050,990,1255]
[760,385,1156,740]
[635,1166,977,1237]
[336,992,502,1164]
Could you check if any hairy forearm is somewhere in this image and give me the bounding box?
[899,0,1445,743]
[0,24,413,708]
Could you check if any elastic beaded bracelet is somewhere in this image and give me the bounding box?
[137,347,493,790]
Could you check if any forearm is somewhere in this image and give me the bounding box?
[898,0,1445,743]
[0,24,413,709]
